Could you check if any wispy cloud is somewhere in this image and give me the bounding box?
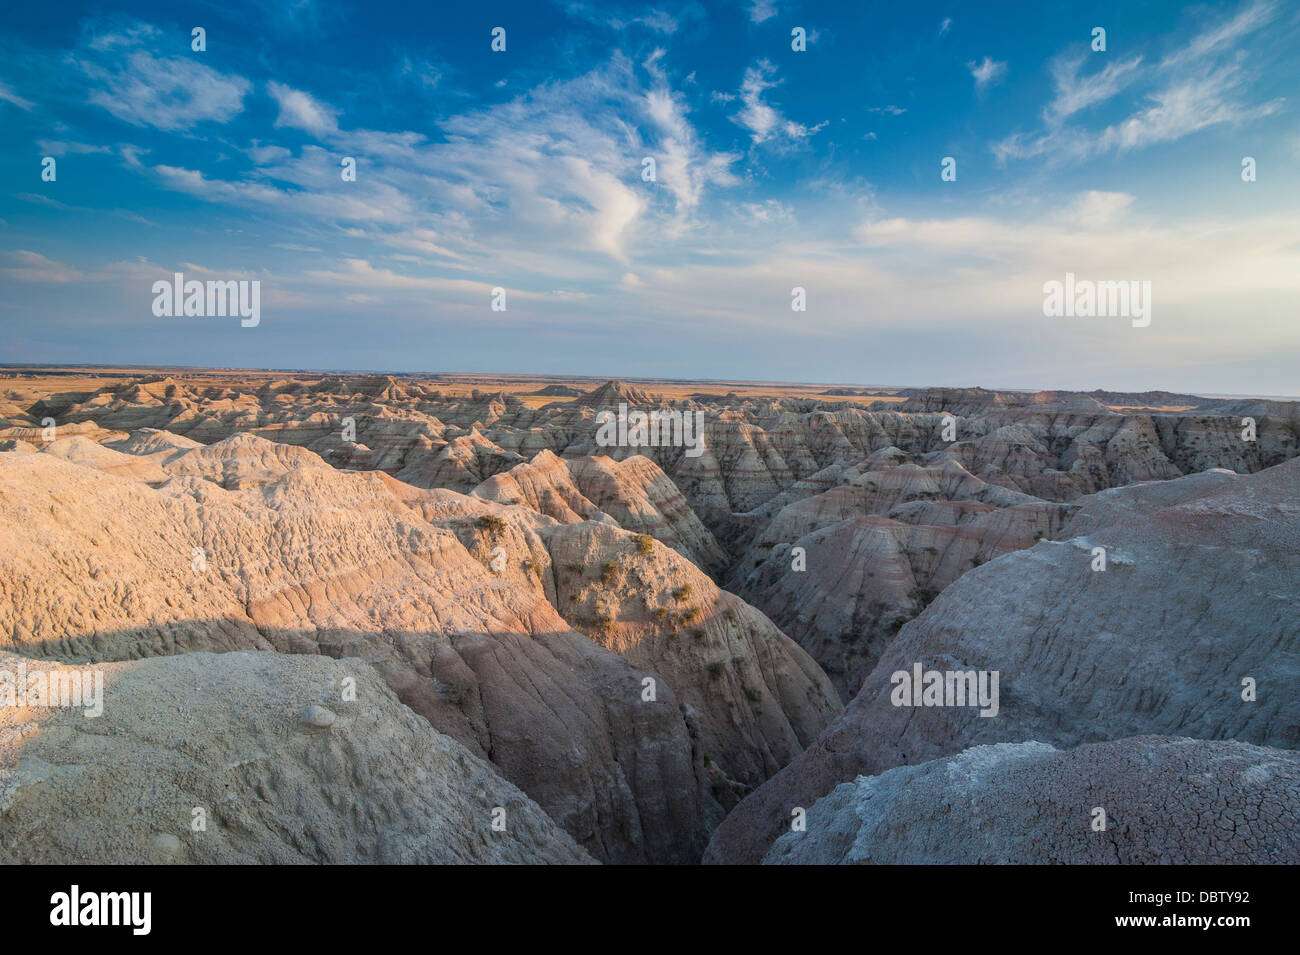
[732,60,824,148]
[994,0,1283,164]
[78,43,250,130]
[968,56,1007,93]
[0,80,34,111]
[267,81,340,137]
[129,52,739,267]
[564,2,687,34]
[1160,0,1278,68]
[35,139,113,157]
[1,250,86,283]
[1043,55,1142,124]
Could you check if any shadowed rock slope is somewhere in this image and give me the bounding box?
[0,650,594,864]
[706,458,1300,863]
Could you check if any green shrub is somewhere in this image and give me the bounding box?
[476,514,507,534]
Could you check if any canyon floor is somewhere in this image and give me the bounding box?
[1,367,1296,864]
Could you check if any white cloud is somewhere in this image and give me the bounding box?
[81,51,250,130]
[86,22,161,51]
[1065,190,1135,229]
[732,199,794,225]
[303,258,563,303]
[733,60,823,147]
[14,193,84,212]
[35,140,111,157]
[968,56,1007,92]
[938,18,952,37]
[399,57,443,89]
[1044,55,1142,124]
[748,1,777,24]
[994,1,1283,164]
[849,200,1300,311]
[151,161,415,224]
[642,54,741,233]
[141,55,737,267]
[0,250,85,283]
[1160,0,1277,68]
[267,82,340,137]
[0,80,34,111]
[245,143,293,165]
[565,3,684,34]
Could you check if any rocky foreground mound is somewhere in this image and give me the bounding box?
[707,458,1300,863]
[764,736,1300,864]
[0,650,593,864]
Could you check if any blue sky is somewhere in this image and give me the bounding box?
[2,0,1298,393]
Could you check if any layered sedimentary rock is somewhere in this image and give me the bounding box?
[543,520,841,807]
[24,378,1294,525]
[0,650,594,864]
[39,435,169,483]
[471,450,727,572]
[764,737,1300,865]
[706,459,1300,863]
[728,460,1073,697]
[472,449,611,524]
[0,437,838,863]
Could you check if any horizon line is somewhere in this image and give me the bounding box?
[2,362,1299,404]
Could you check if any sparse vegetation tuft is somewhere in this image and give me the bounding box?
[476,514,507,534]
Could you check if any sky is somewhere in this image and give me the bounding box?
[1,0,1298,394]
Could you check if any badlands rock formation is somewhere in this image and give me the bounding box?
[727,459,1074,697]
[18,377,1297,518]
[706,458,1300,863]
[764,737,1300,865]
[2,370,1297,865]
[13,374,1294,697]
[0,650,593,864]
